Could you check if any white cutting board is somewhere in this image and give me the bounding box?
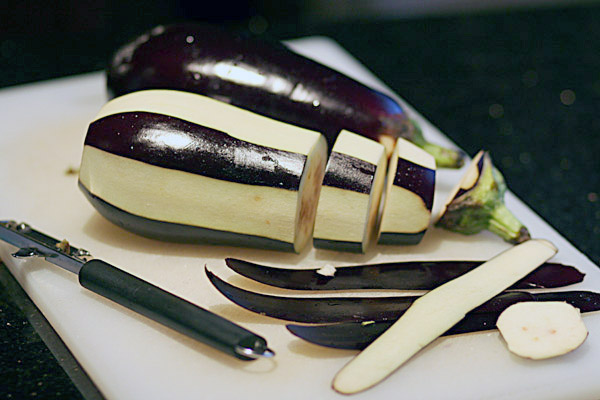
[1,37,599,400]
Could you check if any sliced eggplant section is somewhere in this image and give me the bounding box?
[378,138,436,245]
[106,23,464,168]
[436,150,530,244]
[223,258,585,290]
[79,90,327,252]
[206,267,596,324]
[313,130,387,253]
[332,239,557,394]
[496,301,588,360]
[286,293,600,350]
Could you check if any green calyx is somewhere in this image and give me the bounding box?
[436,151,531,244]
[409,120,465,169]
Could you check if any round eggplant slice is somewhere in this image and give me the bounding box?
[313,130,387,253]
[79,90,327,252]
[497,301,588,360]
[378,138,436,245]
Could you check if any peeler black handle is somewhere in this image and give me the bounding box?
[78,259,272,361]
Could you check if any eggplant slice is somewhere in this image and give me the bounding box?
[377,138,436,245]
[313,130,387,253]
[79,90,328,252]
[224,258,585,290]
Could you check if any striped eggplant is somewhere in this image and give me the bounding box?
[79,90,327,252]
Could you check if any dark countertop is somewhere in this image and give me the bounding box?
[1,4,599,399]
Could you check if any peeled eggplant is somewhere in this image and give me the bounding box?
[79,90,327,252]
[313,130,387,253]
[107,23,464,168]
[378,138,436,245]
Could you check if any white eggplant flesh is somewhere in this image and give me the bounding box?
[332,239,558,394]
[79,90,327,252]
[497,301,588,360]
[378,138,436,245]
[444,149,485,207]
[312,130,387,253]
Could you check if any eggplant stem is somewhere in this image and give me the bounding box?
[409,120,465,168]
[488,203,531,244]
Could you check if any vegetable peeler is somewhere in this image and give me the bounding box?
[0,220,274,361]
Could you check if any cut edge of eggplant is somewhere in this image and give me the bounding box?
[292,133,328,252]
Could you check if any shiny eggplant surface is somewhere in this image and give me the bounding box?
[224,258,585,290]
[286,291,600,350]
[206,269,592,324]
[107,24,463,167]
[436,150,530,243]
[78,90,328,252]
[85,112,306,189]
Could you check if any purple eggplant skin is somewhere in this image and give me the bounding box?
[286,313,501,350]
[287,291,600,350]
[106,24,463,167]
[224,258,585,291]
[107,24,406,148]
[205,268,591,324]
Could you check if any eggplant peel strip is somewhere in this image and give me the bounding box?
[224,258,584,291]
[286,291,600,350]
[206,269,597,324]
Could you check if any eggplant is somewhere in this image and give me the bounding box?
[206,269,592,324]
[223,258,585,290]
[312,130,387,253]
[79,90,327,252]
[107,23,464,168]
[436,150,530,243]
[378,137,436,245]
[287,291,600,350]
